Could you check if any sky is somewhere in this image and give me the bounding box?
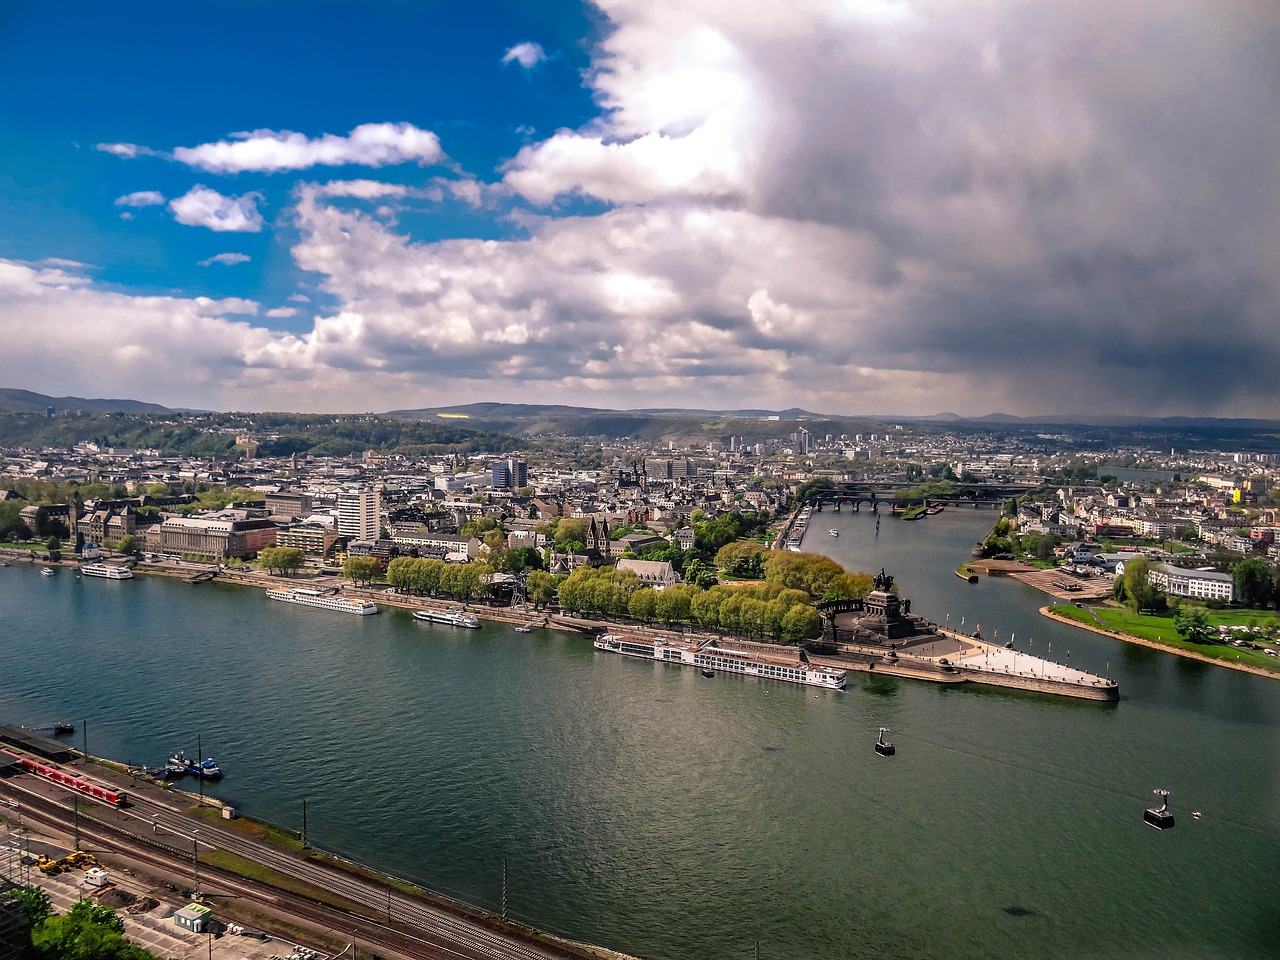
[1,0,1278,418]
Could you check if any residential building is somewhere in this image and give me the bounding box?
[337,486,381,541]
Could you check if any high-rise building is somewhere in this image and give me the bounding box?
[337,486,381,541]
[492,458,528,490]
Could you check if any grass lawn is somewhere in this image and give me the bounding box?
[1048,603,1280,675]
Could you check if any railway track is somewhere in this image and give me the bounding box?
[1,778,608,960]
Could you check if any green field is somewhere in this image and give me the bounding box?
[1048,603,1280,675]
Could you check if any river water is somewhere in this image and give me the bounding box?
[1,509,1277,960]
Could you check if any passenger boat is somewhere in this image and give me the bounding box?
[79,563,134,580]
[266,587,378,615]
[413,608,481,628]
[595,634,846,690]
[40,567,55,576]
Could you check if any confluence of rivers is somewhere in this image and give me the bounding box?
[1,508,1277,960]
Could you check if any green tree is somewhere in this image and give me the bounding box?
[1173,605,1213,643]
[1122,556,1162,613]
[13,884,52,928]
[1234,558,1274,608]
[32,897,157,960]
[115,534,139,555]
[682,558,718,589]
[257,546,305,576]
[343,555,382,585]
[525,570,556,608]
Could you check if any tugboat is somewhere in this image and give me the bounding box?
[875,727,895,757]
[1144,788,1175,829]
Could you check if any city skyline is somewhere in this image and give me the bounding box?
[2,0,1277,418]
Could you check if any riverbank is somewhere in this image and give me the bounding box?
[1039,605,1279,681]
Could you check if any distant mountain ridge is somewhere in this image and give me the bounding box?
[0,388,172,415]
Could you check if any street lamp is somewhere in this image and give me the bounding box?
[192,829,200,898]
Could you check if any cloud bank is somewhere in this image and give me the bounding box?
[24,0,1280,416]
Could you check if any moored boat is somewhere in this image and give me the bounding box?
[40,567,55,576]
[595,634,846,690]
[413,607,481,628]
[266,587,378,615]
[80,562,134,580]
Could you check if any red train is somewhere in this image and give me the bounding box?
[0,749,128,807]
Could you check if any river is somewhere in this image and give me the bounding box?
[1,510,1276,960]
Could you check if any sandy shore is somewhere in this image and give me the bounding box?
[1038,606,1278,682]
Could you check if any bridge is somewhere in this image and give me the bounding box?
[805,480,1043,512]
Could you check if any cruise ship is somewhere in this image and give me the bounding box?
[413,608,481,628]
[79,563,134,580]
[266,587,378,615]
[595,634,846,690]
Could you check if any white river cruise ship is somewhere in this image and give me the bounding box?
[266,587,378,615]
[595,634,846,690]
[79,563,134,580]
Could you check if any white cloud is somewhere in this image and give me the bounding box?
[170,186,265,233]
[172,123,444,174]
[265,307,299,318]
[95,142,159,159]
[197,252,251,267]
[114,191,166,207]
[287,293,311,303]
[502,42,547,69]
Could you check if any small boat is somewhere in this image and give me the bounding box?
[1144,788,1175,829]
[875,727,895,757]
[514,624,533,633]
[828,529,839,537]
[701,669,715,678]
[1191,811,1202,820]
[166,752,196,777]
[197,758,223,779]
[40,567,55,576]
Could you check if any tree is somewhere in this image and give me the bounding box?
[13,885,52,928]
[116,534,139,555]
[32,897,157,960]
[1234,558,1274,609]
[525,570,557,608]
[258,546,305,576]
[343,555,382,585]
[682,558,718,589]
[1173,605,1213,643]
[1122,556,1162,613]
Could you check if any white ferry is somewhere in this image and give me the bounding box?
[266,587,378,615]
[413,608,481,629]
[79,563,134,580]
[595,634,846,690]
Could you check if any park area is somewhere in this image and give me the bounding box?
[1048,602,1280,675]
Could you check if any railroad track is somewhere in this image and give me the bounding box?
[1,779,604,960]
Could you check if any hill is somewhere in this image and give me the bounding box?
[0,388,172,415]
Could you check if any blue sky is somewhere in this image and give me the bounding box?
[2,1,1278,417]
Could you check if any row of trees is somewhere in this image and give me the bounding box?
[556,566,822,640]
[383,556,495,600]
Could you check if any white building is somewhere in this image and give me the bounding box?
[337,486,381,541]
[1148,563,1236,602]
